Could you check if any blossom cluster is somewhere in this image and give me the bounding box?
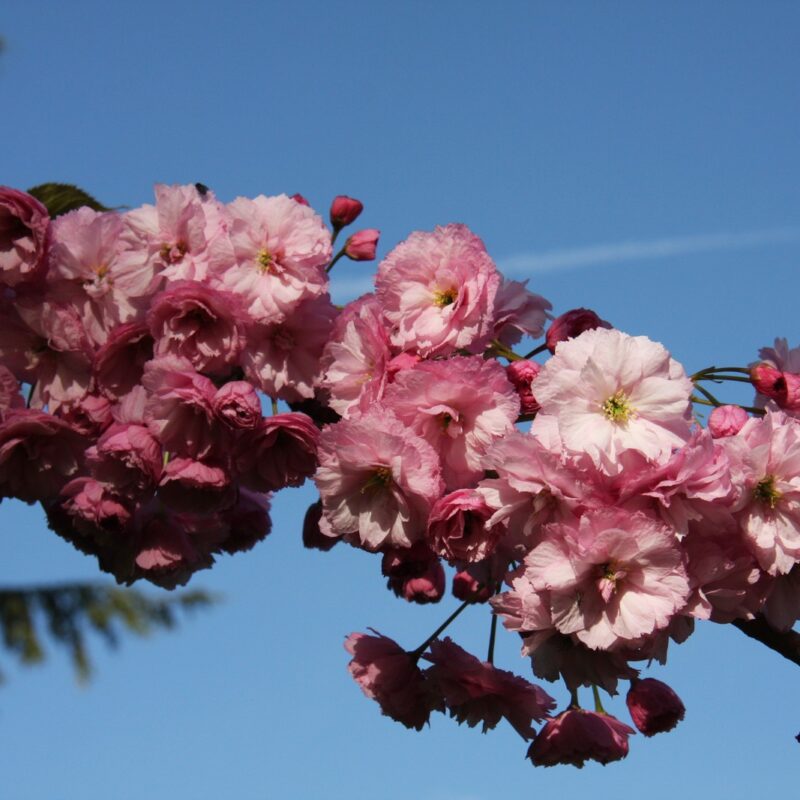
[3,182,799,767]
[0,184,378,586]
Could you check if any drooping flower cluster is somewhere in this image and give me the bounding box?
[4,181,800,769]
[0,184,378,586]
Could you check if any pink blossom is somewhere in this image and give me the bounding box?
[545,307,611,354]
[723,409,800,574]
[626,678,685,737]
[709,404,749,438]
[0,364,24,419]
[423,637,556,738]
[329,195,363,228]
[758,337,800,373]
[528,709,634,767]
[314,410,444,550]
[94,323,154,400]
[492,278,552,347]
[322,294,393,417]
[384,356,519,489]
[235,412,319,492]
[56,392,114,436]
[147,281,246,375]
[427,489,500,563]
[212,193,331,322]
[375,224,500,357]
[218,488,273,555]
[212,381,262,429]
[0,187,50,286]
[0,409,85,503]
[344,229,379,261]
[452,567,494,603]
[532,328,694,473]
[142,356,220,459]
[526,509,690,650]
[86,422,162,497]
[58,477,132,541]
[242,293,337,402]
[761,564,800,631]
[383,544,445,604]
[344,630,443,730]
[158,457,234,513]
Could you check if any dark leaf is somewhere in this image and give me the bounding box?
[27,182,109,217]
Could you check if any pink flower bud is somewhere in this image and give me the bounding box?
[290,193,310,206]
[625,677,685,737]
[708,404,749,438]
[506,359,541,415]
[527,709,635,767]
[344,229,380,261]
[383,543,445,604]
[750,362,785,400]
[545,308,611,354]
[329,195,363,228]
[212,381,262,429]
[452,569,493,603]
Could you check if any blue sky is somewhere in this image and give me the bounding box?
[1,2,799,797]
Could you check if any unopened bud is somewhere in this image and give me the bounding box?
[329,195,363,228]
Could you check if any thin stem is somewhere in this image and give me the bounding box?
[271,397,279,415]
[591,684,606,714]
[693,383,723,407]
[325,248,346,273]
[487,614,498,664]
[410,599,471,659]
[699,374,753,385]
[523,343,548,359]
[691,366,751,380]
[490,339,523,362]
[568,687,580,709]
[330,227,341,249]
[26,382,36,408]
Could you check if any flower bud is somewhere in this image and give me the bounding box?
[212,381,262,429]
[329,195,363,228]
[506,359,541,415]
[344,229,380,261]
[708,404,749,438]
[545,308,611,354]
[290,193,310,206]
[625,677,685,737]
[750,362,786,401]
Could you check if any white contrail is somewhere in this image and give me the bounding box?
[499,226,800,275]
[329,226,800,303]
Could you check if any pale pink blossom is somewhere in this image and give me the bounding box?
[375,224,500,357]
[242,293,337,402]
[0,187,50,286]
[528,709,634,767]
[723,409,800,574]
[212,193,331,322]
[314,410,444,551]
[757,337,800,373]
[384,356,519,489]
[321,294,393,417]
[345,630,443,730]
[532,328,694,473]
[626,678,685,737]
[423,637,556,738]
[526,509,690,650]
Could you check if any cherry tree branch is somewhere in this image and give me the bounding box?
[732,615,800,668]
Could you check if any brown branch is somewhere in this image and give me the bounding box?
[732,615,800,668]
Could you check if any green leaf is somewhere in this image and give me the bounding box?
[26,182,109,218]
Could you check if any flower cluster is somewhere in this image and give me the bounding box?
[0,184,377,586]
[4,181,799,767]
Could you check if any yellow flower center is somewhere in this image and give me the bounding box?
[257,249,275,273]
[754,475,782,509]
[361,466,393,493]
[433,287,457,308]
[602,390,634,424]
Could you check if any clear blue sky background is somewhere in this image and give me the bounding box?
[2,2,799,798]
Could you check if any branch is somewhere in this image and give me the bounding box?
[732,615,800,668]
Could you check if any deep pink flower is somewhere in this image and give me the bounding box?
[94,323,154,401]
[708,404,749,438]
[302,500,339,551]
[427,489,499,563]
[315,409,444,550]
[344,630,443,730]
[0,364,24,420]
[452,567,494,603]
[626,678,685,737]
[0,410,85,503]
[506,359,542,416]
[0,187,50,286]
[86,422,163,497]
[212,381,262,429]
[235,412,319,492]
[545,308,611,354]
[329,195,363,228]
[344,229,379,261]
[147,281,246,375]
[375,224,500,357]
[56,392,114,436]
[383,544,445,604]
[423,637,556,738]
[158,457,234,514]
[527,709,634,767]
[218,488,273,555]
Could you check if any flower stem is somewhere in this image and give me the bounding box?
[487,613,498,664]
[325,248,346,273]
[591,684,606,714]
[271,397,279,415]
[410,599,471,659]
[523,343,548,359]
